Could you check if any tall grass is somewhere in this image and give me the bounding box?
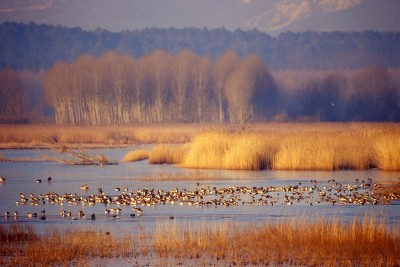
[373,130,400,171]
[148,144,190,164]
[122,149,150,162]
[181,123,400,171]
[183,131,279,170]
[1,217,399,266]
[2,123,400,171]
[0,225,133,266]
[153,217,400,266]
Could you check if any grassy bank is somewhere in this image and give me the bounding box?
[0,124,205,148]
[141,123,400,171]
[1,217,399,266]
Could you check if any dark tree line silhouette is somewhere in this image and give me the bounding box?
[1,21,399,71]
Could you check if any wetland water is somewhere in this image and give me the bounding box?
[0,148,399,235]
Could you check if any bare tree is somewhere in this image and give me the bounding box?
[171,50,196,121]
[224,57,254,124]
[193,55,213,122]
[213,50,240,124]
[146,49,173,122]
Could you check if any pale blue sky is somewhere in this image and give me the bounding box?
[0,0,399,35]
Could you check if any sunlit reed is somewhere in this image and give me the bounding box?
[153,217,400,266]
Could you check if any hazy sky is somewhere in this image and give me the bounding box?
[0,0,399,35]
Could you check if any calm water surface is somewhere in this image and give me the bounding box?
[1,148,399,235]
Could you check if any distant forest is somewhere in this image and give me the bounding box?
[1,22,399,71]
[0,22,399,124]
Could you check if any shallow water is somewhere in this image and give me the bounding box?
[0,148,399,236]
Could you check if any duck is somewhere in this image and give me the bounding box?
[36,179,41,183]
[14,211,18,218]
[91,213,96,220]
[47,177,52,182]
[4,211,9,218]
[27,212,33,218]
[78,210,85,217]
[0,176,6,182]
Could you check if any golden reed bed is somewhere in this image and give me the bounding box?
[140,123,400,171]
[1,123,400,170]
[1,217,399,266]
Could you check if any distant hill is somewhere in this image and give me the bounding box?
[1,21,399,71]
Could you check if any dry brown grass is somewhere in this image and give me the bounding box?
[0,225,133,266]
[373,130,400,171]
[0,123,205,148]
[148,144,190,164]
[122,149,150,162]
[182,123,400,171]
[2,123,400,171]
[1,216,399,266]
[154,217,400,266]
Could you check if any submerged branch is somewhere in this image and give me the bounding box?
[44,140,117,165]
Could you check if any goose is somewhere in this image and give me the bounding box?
[80,184,89,190]
[132,207,143,214]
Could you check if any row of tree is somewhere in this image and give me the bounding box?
[44,50,399,124]
[44,50,276,124]
[1,21,399,71]
[1,50,399,124]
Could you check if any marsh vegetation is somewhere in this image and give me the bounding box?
[123,123,400,171]
[1,217,399,266]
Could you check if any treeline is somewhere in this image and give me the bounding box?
[44,50,276,124]
[41,51,399,124]
[1,21,399,71]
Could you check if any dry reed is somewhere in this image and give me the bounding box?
[181,123,400,171]
[122,149,150,162]
[0,123,205,148]
[2,123,400,171]
[153,217,400,266]
[148,144,190,164]
[0,225,133,266]
[373,130,400,171]
[1,216,399,266]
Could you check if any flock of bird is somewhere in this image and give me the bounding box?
[1,175,399,221]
